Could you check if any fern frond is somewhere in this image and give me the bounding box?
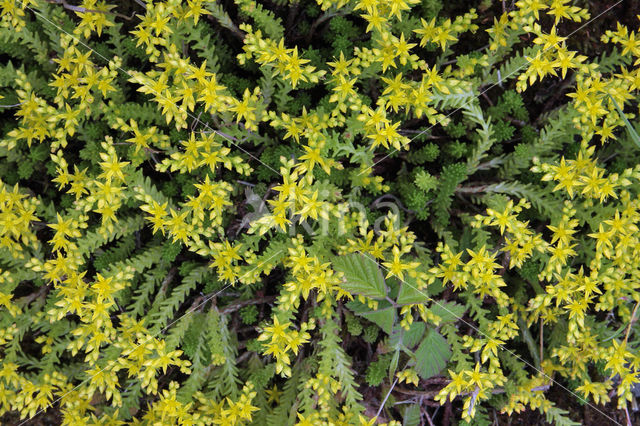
[204,2,245,40]
[235,0,285,40]
[432,162,468,232]
[470,181,562,220]
[128,266,168,318]
[76,215,145,260]
[93,234,136,271]
[499,106,579,178]
[483,46,539,88]
[464,102,496,175]
[206,311,242,399]
[266,364,302,426]
[147,264,210,334]
[318,316,363,411]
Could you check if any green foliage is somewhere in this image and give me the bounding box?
[406,142,440,164]
[432,162,468,230]
[366,354,392,386]
[396,277,430,305]
[333,253,387,299]
[412,328,451,379]
[610,95,640,148]
[240,304,259,324]
[363,324,380,343]
[347,299,395,334]
[236,0,284,40]
[317,314,364,412]
[345,311,363,336]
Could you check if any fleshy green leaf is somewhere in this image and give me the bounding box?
[610,95,640,148]
[389,348,400,381]
[334,253,387,299]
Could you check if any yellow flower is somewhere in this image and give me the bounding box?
[382,246,418,280]
[396,369,419,386]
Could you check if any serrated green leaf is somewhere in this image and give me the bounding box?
[389,321,425,349]
[358,307,395,335]
[413,329,451,379]
[403,322,426,349]
[346,298,385,314]
[334,253,386,299]
[428,301,466,324]
[403,404,421,426]
[396,276,429,305]
[346,299,395,335]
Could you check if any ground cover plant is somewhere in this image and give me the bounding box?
[1,0,640,424]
